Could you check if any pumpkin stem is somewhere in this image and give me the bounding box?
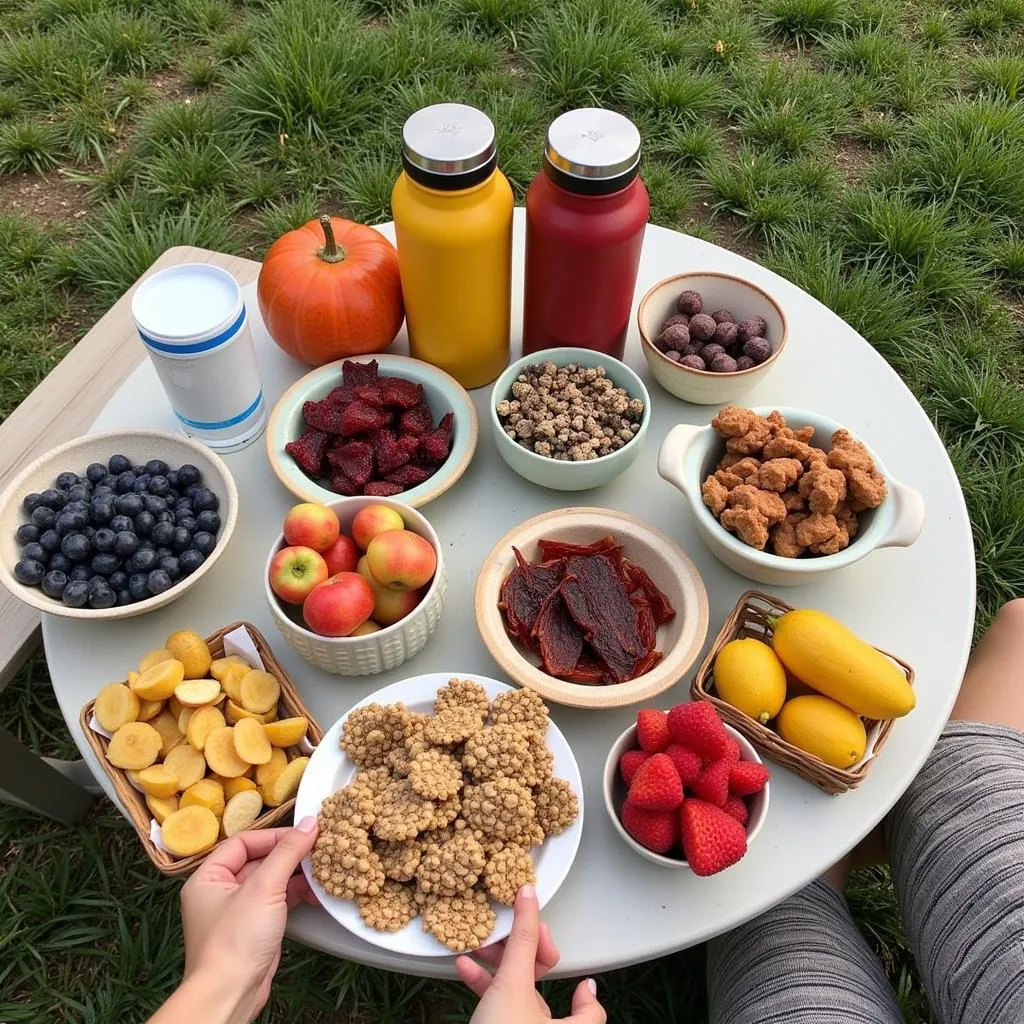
[318,214,347,264]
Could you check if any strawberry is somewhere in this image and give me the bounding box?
[725,735,741,761]
[723,795,749,826]
[666,702,729,760]
[621,798,678,854]
[381,376,424,409]
[664,743,702,787]
[636,709,670,752]
[342,358,379,386]
[399,403,434,437]
[681,798,748,876]
[629,753,684,812]
[619,749,652,787]
[339,399,390,437]
[690,757,732,807]
[729,760,770,797]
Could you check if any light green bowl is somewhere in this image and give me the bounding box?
[489,347,651,492]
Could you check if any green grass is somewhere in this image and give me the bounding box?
[6,0,1024,1021]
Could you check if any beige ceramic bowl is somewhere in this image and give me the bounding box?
[0,429,238,621]
[638,272,788,405]
[264,496,446,676]
[604,721,770,870]
[474,507,709,709]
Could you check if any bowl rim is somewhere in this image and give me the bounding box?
[602,721,770,869]
[488,346,651,470]
[263,495,444,644]
[637,271,789,378]
[0,428,238,620]
[474,506,710,709]
[265,353,479,509]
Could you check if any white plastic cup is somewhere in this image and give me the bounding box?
[131,264,267,452]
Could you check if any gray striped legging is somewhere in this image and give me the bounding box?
[707,721,1024,1024]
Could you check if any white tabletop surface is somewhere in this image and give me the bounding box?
[42,210,975,979]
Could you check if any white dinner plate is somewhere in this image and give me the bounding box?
[293,671,585,957]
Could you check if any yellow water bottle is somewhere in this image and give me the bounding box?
[392,103,513,389]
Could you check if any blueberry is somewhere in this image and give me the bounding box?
[179,549,205,575]
[146,569,173,595]
[56,510,87,537]
[109,570,128,590]
[142,494,166,515]
[14,559,45,585]
[171,526,192,552]
[152,521,175,547]
[109,515,134,534]
[195,510,220,535]
[165,489,180,505]
[39,488,67,510]
[139,539,156,552]
[148,475,170,497]
[91,553,121,577]
[108,454,132,475]
[134,511,155,537]
[132,474,152,494]
[38,529,61,553]
[42,570,68,599]
[155,510,174,524]
[22,541,47,563]
[175,497,193,512]
[90,499,115,525]
[16,523,40,545]
[64,500,89,516]
[61,533,92,561]
[69,565,91,582]
[116,471,136,494]
[93,528,116,553]
[144,459,168,477]
[86,463,107,484]
[100,474,119,490]
[192,531,218,556]
[158,555,181,580]
[62,579,89,607]
[92,485,114,500]
[31,506,56,529]
[116,589,133,606]
[175,513,197,532]
[82,526,96,542]
[66,483,92,503]
[55,472,78,491]
[185,483,202,499]
[87,578,116,609]
[128,548,158,573]
[113,531,139,557]
[128,573,150,600]
[155,545,172,559]
[177,464,201,487]
[48,553,72,574]
[115,493,143,517]
[22,493,43,514]
[166,470,179,489]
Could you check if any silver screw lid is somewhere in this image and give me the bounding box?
[545,108,641,184]
[402,103,497,178]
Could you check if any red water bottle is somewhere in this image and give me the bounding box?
[522,108,649,360]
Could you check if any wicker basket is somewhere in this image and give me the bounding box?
[80,621,324,877]
[691,591,914,795]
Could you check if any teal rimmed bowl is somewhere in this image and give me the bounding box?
[267,354,478,509]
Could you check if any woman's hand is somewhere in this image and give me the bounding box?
[457,886,605,1024]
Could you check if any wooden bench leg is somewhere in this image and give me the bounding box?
[0,726,95,824]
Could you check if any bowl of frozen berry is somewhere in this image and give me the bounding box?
[267,356,478,509]
[0,429,237,619]
[637,272,788,406]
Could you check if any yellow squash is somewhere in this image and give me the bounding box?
[777,695,867,769]
[771,609,915,720]
[712,638,787,724]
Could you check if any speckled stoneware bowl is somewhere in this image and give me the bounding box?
[264,495,446,676]
[267,354,478,509]
[638,272,788,405]
[489,347,651,492]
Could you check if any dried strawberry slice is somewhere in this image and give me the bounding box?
[419,412,454,465]
[372,429,412,476]
[380,377,423,409]
[342,359,379,386]
[284,429,329,476]
[398,434,420,460]
[327,440,374,487]
[339,400,390,437]
[329,472,362,496]
[302,399,342,434]
[324,384,358,408]
[363,481,404,497]
[355,384,386,407]
[399,403,434,437]
[385,464,433,487]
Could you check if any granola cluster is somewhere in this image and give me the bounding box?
[311,680,579,952]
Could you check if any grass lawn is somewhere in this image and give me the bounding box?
[3,0,1024,1019]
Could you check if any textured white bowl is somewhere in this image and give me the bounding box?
[0,429,238,621]
[264,496,446,675]
[603,721,769,870]
[638,272,788,405]
[489,347,650,491]
[657,406,926,587]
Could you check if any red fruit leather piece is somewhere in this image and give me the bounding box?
[561,577,636,683]
[398,434,420,459]
[339,400,390,437]
[302,399,342,434]
[632,592,656,654]
[536,535,618,560]
[632,649,663,676]
[342,359,378,386]
[380,376,423,409]
[385,464,433,487]
[621,558,676,625]
[562,657,606,684]
[533,582,585,679]
[284,429,329,476]
[399,403,434,437]
[355,384,386,407]
[420,412,454,465]
[363,481,403,497]
[372,429,412,476]
[498,548,565,648]
[327,440,374,487]
[329,472,361,496]
[325,384,358,408]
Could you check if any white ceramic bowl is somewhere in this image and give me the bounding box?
[638,272,788,405]
[604,721,769,870]
[475,507,709,709]
[264,496,446,675]
[0,429,238,621]
[266,354,478,508]
[657,406,926,587]
[489,347,651,491]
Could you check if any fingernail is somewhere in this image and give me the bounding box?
[297,816,317,833]
[519,884,535,900]
[587,979,597,996]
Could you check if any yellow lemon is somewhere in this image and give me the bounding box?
[777,694,867,769]
[713,638,787,725]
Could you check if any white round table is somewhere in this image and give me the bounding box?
[43,211,975,979]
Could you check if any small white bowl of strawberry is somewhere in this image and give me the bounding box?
[603,701,770,875]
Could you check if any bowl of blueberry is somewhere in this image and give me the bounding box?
[0,429,238,619]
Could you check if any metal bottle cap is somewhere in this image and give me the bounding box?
[401,103,497,189]
[544,108,641,194]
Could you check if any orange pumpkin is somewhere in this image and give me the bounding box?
[257,215,404,366]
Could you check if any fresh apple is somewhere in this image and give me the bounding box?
[366,529,437,591]
[322,533,359,575]
[283,502,340,552]
[357,556,423,625]
[269,545,329,604]
[350,620,381,636]
[352,503,404,551]
[302,571,375,637]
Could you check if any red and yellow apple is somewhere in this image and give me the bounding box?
[269,545,329,604]
[352,503,404,552]
[365,529,437,591]
[357,556,423,626]
[350,620,381,636]
[322,533,359,576]
[283,502,340,552]
[302,571,375,637]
